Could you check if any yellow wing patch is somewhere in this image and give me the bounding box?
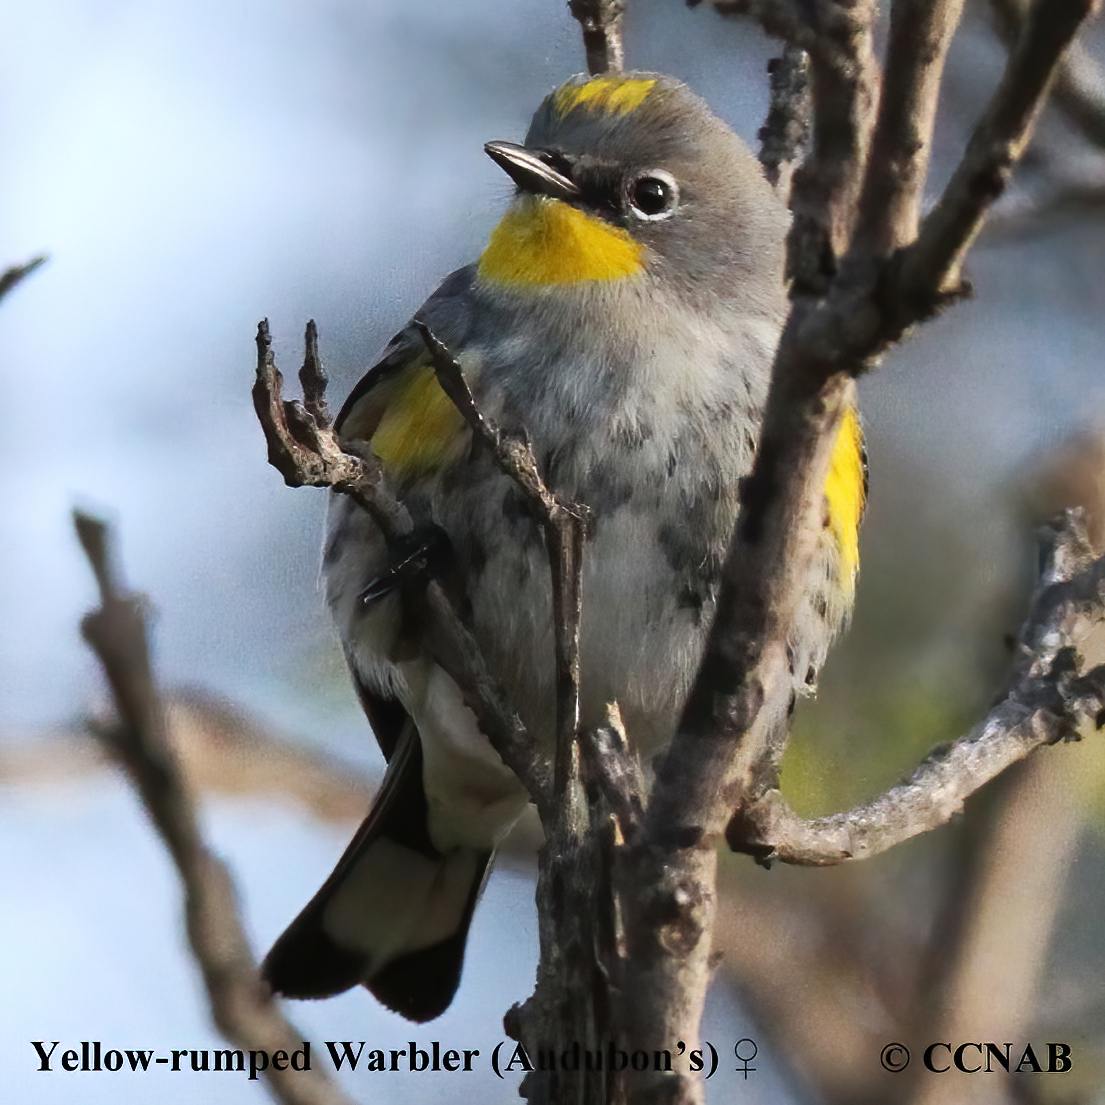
[361,360,469,481]
[824,403,866,586]
[551,75,657,119]
[478,194,644,287]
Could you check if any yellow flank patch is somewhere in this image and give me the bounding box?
[370,361,467,480]
[551,75,657,118]
[478,195,644,286]
[824,403,866,584]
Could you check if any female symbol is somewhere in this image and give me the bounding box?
[734,1038,758,1078]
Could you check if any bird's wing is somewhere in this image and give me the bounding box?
[325,265,480,765]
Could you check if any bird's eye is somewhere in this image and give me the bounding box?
[628,171,678,220]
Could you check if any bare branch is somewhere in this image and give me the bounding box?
[730,512,1105,865]
[900,0,1099,300]
[252,320,405,532]
[696,1,818,53]
[569,0,625,75]
[74,511,357,1105]
[992,0,1105,150]
[856,0,967,253]
[578,702,647,840]
[415,322,588,543]
[298,319,332,427]
[252,322,549,813]
[703,1,882,287]
[785,1,879,287]
[757,45,811,200]
[606,9,1099,1093]
[1053,37,1105,149]
[0,254,47,304]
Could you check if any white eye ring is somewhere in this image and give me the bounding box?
[627,169,679,221]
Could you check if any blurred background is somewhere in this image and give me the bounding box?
[2,0,1104,1102]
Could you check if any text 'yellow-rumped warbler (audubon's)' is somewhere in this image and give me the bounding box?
[262,72,866,1022]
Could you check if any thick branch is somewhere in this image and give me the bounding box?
[252,321,549,813]
[569,0,625,75]
[856,0,966,253]
[75,511,356,1105]
[613,10,1099,1093]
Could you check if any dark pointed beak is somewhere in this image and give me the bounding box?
[484,141,580,202]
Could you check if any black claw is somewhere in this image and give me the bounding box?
[360,526,451,606]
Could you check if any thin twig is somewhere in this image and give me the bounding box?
[578,703,647,841]
[899,0,1098,301]
[74,511,357,1105]
[298,320,331,427]
[991,0,1105,150]
[569,0,626,75]
[758,45,811,200]
[0,254,47,304]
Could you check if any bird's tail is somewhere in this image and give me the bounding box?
[262,726,491,1022]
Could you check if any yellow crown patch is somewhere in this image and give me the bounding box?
[551,75,657,119]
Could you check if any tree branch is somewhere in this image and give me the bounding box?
[74,510,357,1105]
[412,331,625,1105]
[731,512,1105,866]
[899,0,1099,301]
[786,1,879,288]
[856,0,967,253]
[707,0,880,287]
[569,0,626,75]
[610,5,1099,1096]
[0,254,47,305]
[757,44,811,201]
[991,0,1105,151]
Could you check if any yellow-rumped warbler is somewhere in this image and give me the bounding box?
[262,72,865,1021]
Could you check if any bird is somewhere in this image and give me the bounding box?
[262,71,865,1022]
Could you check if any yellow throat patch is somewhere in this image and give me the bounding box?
[478,194,644,287]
